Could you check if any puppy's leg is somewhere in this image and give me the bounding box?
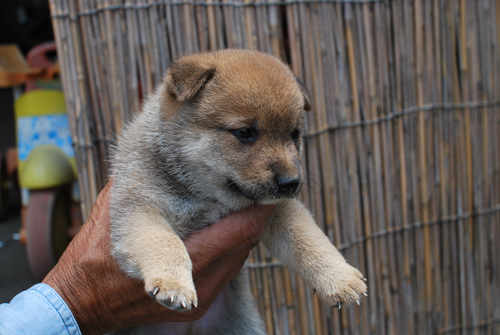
[261,199,367,307]
[113,212,197,311]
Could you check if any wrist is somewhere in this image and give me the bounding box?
[43,264,106,334]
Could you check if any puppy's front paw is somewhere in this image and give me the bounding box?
[145,272,198,311]
[313,263,367,309]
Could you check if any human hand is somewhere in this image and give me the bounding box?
[43,179,275,334]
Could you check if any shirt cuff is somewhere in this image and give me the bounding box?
[0,283,82,335]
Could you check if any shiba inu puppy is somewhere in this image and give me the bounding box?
[110,49,367,334]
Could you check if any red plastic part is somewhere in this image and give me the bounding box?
[25,42,59,91]
[26,42,57,69]
[25,190,54,279]
[25,188,70,280]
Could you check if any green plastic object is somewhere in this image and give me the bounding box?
[20,145,75,190]
[14,89,77,189]
[14,89,66,118]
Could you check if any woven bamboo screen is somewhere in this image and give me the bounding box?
[50,0,500,334]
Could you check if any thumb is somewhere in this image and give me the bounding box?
[185,204,275,271]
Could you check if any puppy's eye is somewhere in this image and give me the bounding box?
[230,128,257,144]
[292,128,301,142]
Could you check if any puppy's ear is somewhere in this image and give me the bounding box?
[296,78,312,112]
[166,58,216,102]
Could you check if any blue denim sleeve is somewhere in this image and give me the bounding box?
[0,283,82,335]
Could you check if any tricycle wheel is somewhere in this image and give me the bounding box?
[26,187,71,280]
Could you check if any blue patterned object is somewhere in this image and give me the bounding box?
[17,115,74,161]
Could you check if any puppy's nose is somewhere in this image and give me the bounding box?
[276,176,300,195]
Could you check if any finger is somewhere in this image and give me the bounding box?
[185,204,275,271]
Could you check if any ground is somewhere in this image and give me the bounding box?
[0,212,38,303]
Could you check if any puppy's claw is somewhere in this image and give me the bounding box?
[192,300,198,308]
[181,301,186,309]
[362,292,368,297]
[356,299,360,306]
[362,277,368,282]
[313,289,316,295]
[153,286,160,296]
[338,302,341,309]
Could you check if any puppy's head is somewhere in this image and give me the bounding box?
[161,50,312,204]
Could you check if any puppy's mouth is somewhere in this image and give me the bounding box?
[227,179,258,201]
[226,178,300,202]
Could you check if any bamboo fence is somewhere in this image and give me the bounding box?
[49,0,500,334]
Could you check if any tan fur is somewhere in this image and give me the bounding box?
[110,50,366,335]
[263,199,366,306]
[127,212,196,308]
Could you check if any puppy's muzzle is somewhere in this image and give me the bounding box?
[276,176,300,196]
